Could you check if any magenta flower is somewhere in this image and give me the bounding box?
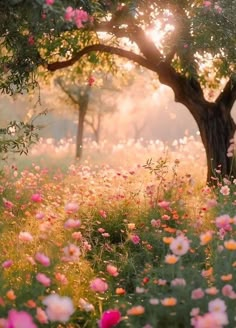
[2,260,13,269]
[45,0,54,4]
[6,309,37,328]
[31,193,42,203]
[130,234,140,245]
[99,309,121,328]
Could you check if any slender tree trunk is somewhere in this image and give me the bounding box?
[197,104,236,183]
[76,89,90,159]
[76,109,86,158]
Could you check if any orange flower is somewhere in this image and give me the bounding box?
[205,287,219,295]
[224,239,236,250]
[163,237,174,244]
[165,254,179,264]
[232,261,236,267]
[6,290,16,301]
[201,267,213,278]
[161,297,177,306]
[116,288,126,295]
[164,227,176,233]
[26,299,36,308]
[221,274,232,281]
[200,231,213,245]
[127,305,145,316]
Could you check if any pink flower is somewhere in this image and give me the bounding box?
[36,273,51,287]
[170,235,190,256]
[64,218,81,229]
[158,200,170,210]
[130,234,140,244]
[208,298,226,313]
[35,212,44,220]
[64,6,75,21]
[191,288,205,300]
[222,284,234,297]
[28,35,34,45]
[45,0,54,5]
[79,298,94,312]
[203,1,212,7]
[74,9,89,28]
[35,252,50,267]
[220,185,230,196]
[43,294,74,323]
[99,210,107,218]
[62,244,80,262]
[90,278,108,293]
[65,202,79,214]
[31,193,42,203]
[3,198,14,210]
[106,264,119,277]
[193,311,228,327]
[99,309,121,328]
[215,214,231,231]
[18,231,33,242]
[2,260,13,269]
[36,307,48,324]
[72,231,82,240]
[6,309,37,328]
[151,219,161,228]
[55,272,68,285]
[88,76,95,87]
[214,4,222,13]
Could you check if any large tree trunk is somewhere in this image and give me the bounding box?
[197,104,236,184]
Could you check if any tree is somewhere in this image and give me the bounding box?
[1,0,236,182]
[55,77,91,158]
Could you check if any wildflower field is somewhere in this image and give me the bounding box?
[1,136,236,328]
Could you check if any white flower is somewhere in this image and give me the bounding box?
[208,298,227,313]
[42,294,74,323]
[170,235,190,256]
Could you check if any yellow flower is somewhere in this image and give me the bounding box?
[165,254,179,264]
[161,297,177,306]
[224,239,236,250]
[127,305,145,316]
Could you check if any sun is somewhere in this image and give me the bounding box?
[145,21,175,49]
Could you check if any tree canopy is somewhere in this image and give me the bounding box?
[1,0,235,95]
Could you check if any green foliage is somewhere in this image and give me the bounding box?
[0,0,235,94]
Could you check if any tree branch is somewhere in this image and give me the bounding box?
[215,77,236,112]
[47,44,158,72]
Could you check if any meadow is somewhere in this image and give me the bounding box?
[0,135,236,328]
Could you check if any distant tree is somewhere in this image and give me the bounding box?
[55,71,120,158]
[1,0,236,182]
[55,77,91,158]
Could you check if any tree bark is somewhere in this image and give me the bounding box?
[76,90,90,159]
[198,104,236,183]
